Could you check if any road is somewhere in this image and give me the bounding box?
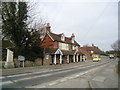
[1,56,118,88]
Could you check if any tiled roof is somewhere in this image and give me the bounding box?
[61,50,76,55]
[45,48,80,55]
[49,32,80,46]
[79,49,91,55]
[80,46,102,54]
[45,48,58,54]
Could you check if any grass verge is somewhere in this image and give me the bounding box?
[118,58,120,76]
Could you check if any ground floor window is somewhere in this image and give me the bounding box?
[46,55,49,59]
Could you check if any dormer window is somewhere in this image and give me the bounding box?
[61,34,65,41]
[72,37,74,43]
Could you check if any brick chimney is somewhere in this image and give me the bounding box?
[71,33,75,43]
[71,33,75,38]
[46,23,51,32]
[92,43,94,47]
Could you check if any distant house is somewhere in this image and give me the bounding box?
[80,44,102,60]
[79,49,92,60]
[40,23,84,65]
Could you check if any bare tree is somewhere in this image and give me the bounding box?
[2,0,47,61]
[111,40,120,51]
[26,0,47,29]
[111,40,120,57]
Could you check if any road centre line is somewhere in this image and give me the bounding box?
[6,61,103,78]
[38,60,116,88]
[12,61,110,82]
[25,60,115,88]
[1,80,13,86]
[6,64,86,78]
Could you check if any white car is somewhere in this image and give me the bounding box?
[109,54,114,59]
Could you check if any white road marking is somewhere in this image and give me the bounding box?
[6,62,93,78]
[23,61,109,82]
[7,73,31,78]
[13,64,97,82]
[60,78,67,82]
[0,80,13,86]
[7,70,49,78]
[5,60,103,79]
[48,82,57,86]
[92,76,106,82]
[75,75,80,77]
[0,77,5,79]
[13,69,74,82]
[24,60,114,88]
[5,60,111,86]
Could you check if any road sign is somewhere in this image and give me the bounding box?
[18,55,25,67]
[18,56,25,61]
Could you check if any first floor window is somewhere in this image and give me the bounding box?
[76,46,78,51]
[66,44,69,50]
[72,45,75,50]
[59,42,62,49]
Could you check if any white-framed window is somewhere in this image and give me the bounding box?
[91,51,94,53]
[61,34,65,41]
[66,44,69,50]
[76,46,78,51]
[72,45,75,50]
[72,37,74,43]
[59,42,62,49]
[46,55,49,59]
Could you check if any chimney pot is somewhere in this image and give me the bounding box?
[71,33,75,37]
[46,23,51,32]
[46,23,50,27]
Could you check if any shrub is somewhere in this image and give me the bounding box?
[13,58,20,68]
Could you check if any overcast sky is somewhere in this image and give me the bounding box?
[35,0,118,51]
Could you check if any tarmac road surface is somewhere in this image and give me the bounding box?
[1,56,117,88]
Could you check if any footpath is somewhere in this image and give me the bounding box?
[45,59,119,88]
[2,60,93,76]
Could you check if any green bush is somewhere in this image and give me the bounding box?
[13,58,20,68]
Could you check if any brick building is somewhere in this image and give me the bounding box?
[40,23,84,65]
[80,44,102,60]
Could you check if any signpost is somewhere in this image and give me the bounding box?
[18,56,25,67]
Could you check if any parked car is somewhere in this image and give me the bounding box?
[109,54,114,59]
[93,57,101,62]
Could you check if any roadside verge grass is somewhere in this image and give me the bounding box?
[118,58,120,76]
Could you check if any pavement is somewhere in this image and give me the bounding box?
[89,60,119,88]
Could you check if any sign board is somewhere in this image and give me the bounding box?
[4,49,14,68]
[18,56,25,61]
[6,49,13,62]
